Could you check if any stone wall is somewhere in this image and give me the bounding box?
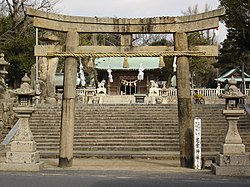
[0,99,16,143]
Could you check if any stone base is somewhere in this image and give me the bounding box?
[0,144,4,151]
[0,162,44,171]
[216,154,249,166]
[202,159,212,168]
[211,163,250,176]
[11,141,36,152]
[211,153,250,176]
[6,151,40,164]
[221,144,245,155]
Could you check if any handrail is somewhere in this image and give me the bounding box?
[1,119,20,145]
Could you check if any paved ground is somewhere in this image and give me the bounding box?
[0,148,190,173]
[0,167,249,187]
[1,152,250,180]
[0,154,205,174]
[42,158,186,172]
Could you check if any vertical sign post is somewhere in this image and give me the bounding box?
[194,117,202,169]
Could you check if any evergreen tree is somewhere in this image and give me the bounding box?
[0,0,59,87]
[217,0,250,73]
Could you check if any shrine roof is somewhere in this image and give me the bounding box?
[95,57,161,70]
[215,67,250,83]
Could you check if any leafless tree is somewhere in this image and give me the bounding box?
[182,3,217,45]
[132,34,173,46]
[0,0,60,46]
[3,0,60,24]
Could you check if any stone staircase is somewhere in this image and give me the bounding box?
[28,104,250,160]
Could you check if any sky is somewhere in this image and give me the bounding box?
[55,0,227,42]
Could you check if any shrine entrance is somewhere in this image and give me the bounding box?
[27,7,225,168]
[120,76,137,95]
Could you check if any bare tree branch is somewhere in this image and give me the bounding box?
[0,0,60,46]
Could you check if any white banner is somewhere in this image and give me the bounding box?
[194,117,202,169]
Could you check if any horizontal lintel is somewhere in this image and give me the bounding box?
[27,7,225,27]
[33,16,220,33]
[35,45,218,57]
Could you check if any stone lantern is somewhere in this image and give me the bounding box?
[211,77,250,176]
[0,53,9,78]
[0,74,44,171]
[0,53,9,99]
[14,73,35,106]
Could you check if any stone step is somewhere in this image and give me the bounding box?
[36,146,180,152]
[37,150,181,159]
[33,111,226,114]
[27,104,250,160]
[31,125,180,128]
[29,123,232,127]
[32,138,249,144]
[35,138,179,142]
[30,130,249,136]
[30,118,229,122]
[31,119,179,122]
[32,133,180,137]
[30,128,249,133]
[37,142,180,146]
[32,135,180,140]
[31,128,180,132]
[14,143,250,153]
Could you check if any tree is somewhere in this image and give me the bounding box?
[183,4,218,46]
[0,0,60,87]
[217,0,250,73]
[133,34,171,46]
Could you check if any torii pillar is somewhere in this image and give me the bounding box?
[175,32,193,168]
[59,30,79,167]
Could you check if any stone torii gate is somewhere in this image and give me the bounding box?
[27,7,225,168]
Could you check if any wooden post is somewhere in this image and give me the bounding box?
[59,30,79,167]
[174,32,194,168]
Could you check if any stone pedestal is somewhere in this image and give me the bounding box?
[211,154,250,176]
[0,107,43,171]
[97,87,106,95]
[84,87,96,104]
[149,87,161,96]
[211,109,250,176]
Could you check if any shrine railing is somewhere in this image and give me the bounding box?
[191,88,250,97]
[161,88,222,97]
[76,88,250,97]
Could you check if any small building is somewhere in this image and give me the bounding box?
[54,73,81,93]
[215,67,250,88]
[95,57,162,95]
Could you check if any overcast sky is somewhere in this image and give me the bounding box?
[55,0,226,42]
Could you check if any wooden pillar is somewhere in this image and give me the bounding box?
[174,32,194,168]
[59,30,79,167]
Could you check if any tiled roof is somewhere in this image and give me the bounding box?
[215,67,250,82]
[95,57,160,70]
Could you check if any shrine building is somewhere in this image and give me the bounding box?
[95,57,162,95]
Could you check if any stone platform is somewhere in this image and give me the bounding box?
[211,154,250,176]
[211,163,250,176]
[0,162,44,171]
